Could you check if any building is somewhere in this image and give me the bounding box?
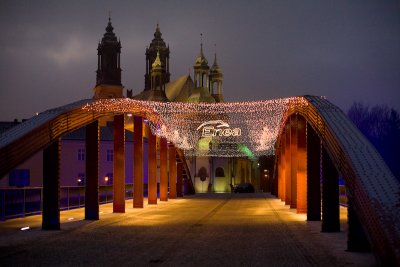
[132,25,256,192]
[1,18,257,193]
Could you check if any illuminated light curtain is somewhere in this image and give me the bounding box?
[83,97,308,157]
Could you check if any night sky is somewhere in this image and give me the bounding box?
[0,0,399,121]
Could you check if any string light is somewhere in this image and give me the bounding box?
[82,97,308,157]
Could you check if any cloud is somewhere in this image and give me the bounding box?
[45,36,92,67]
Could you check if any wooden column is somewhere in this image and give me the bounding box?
[160,138,168,201]
[177,162,183,197]
[297,116,307,213]
[272,166,278,196]
[277,146,282,199]
[42,139,60,230]
[285,121,291,205]
[321,146,340,232]
[85,121,99,220]
[307,123,321,221]
[169,145,177,199]
[133,116,144,208]
[113,115,125,213]
[290,115,298,209]
[148,125,157,204]
[280,131,286,201]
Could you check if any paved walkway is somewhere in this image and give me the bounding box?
[0,193,376,266]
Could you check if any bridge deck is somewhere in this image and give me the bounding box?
[0,194,375,266]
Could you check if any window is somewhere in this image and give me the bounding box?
[9,169,30,187]
[77,173,85,186]
[78,148,85,161]
[106,149,113,162]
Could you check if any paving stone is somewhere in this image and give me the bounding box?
[0,193,376,266]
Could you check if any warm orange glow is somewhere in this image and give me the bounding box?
[290,115,298,209]
[296,116,307,213]
[82,97,308,157]
[285,123,291,206]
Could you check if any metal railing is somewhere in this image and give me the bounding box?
[0,184,135,221]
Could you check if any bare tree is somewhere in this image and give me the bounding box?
[348,102,400,181]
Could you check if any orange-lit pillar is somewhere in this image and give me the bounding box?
[277,146,282,199]
[113,114,125,213]
[133,116,144,208]
[280,130,286,202]
[307,123,321,221]
[42,139,60,230]
[169,145,177,199]
[160,138,168,201]
[321,146,340,232]
[85,121,99,220]
[290,115,298,209]
[148,125,157,204]
[272,166,278,196]
[296,116,307,213]
[177,162,183,197]
[285,121,291,206]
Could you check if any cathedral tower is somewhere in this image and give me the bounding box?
[209,52,224,102]
[187,38,215,103]
[151,51,165,92]
[144,24,170,90]
[193,39,209,90]
[93,17,123,99]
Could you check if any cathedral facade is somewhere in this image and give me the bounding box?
[93,19,257,193]
[1,19,257,193]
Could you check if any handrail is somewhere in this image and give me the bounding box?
[0,184,134,221]
[1,96,399,264]
[176,148,195,194]
[275,95,400,265]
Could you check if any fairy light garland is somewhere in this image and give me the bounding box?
[82,97,308,157]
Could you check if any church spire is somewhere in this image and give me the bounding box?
[200,34,204,57]
[145,23,170,90]
[106,16,113,33]
[96,17,121,87]
[212,46,218,67]
[94,17,123,99]
[193,33,209,89]
[155,22,161,38]
[209,45,224,102]
[145,49,169,101]
[151,50,164,90]
[152,50,162,71]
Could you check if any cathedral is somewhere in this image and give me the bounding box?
[93,18,256,193]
